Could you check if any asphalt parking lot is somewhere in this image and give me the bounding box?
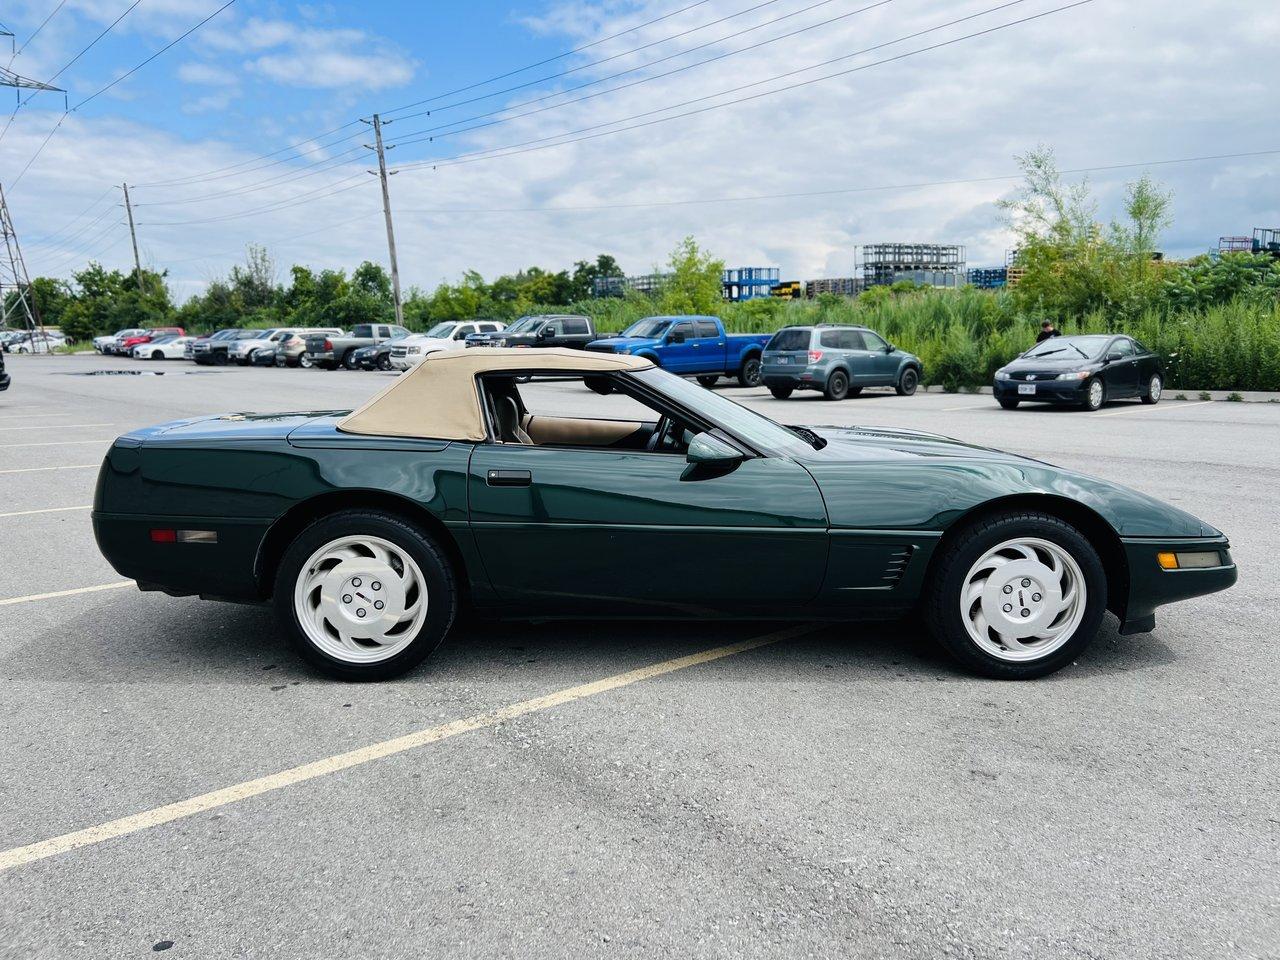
[1,354,1276,960]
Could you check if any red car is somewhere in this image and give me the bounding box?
[119,327,185,355]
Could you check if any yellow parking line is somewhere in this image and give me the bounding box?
[0,505,92,519]
[0,581,133,607]
[0,439,109,448]
[1097,400,1213,418]
[0,464,98,475]
[0,624,816,873]
[0,423,111,432]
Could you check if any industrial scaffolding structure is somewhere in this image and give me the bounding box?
[804,277,862,298]
[860,243,966,289]
[722,267,779,302]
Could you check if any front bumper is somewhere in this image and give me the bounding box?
[0,372,9,391]
[994,378,1088,403]
[1119,536,1236,633]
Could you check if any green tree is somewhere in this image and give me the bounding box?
[659,237,724,314]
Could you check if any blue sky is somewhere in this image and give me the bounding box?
[1,1,1277,298]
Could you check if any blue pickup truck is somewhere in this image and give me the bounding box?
[584,315,772,388]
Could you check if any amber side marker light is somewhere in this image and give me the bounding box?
[1158,551,1221,570]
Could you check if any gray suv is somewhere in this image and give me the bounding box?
[761,324,922,400]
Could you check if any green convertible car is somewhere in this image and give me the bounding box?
[93,349,1236,681]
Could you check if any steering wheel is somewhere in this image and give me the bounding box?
[646,415,674,452]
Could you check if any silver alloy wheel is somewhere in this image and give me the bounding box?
[1086,379,1104,409]
[960,537,1087,662]
[293,534,428,664]
[1148,374,1162,402]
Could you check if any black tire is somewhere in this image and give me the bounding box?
[1141,373,1162,405]
[1081,377,1105,411]
[151,350,164,360]
[377,353,392,371]
[273,510,457,681]
[738,356,762,388]
[896,367,920,396]
[769,386,793,400]
[212,352,228,366]
[847,386,863,397]
[824,369,850,401]
[923,511,1108,680]
[342,349,360,370]
[696,375,719,389]
[998,398,1020,410]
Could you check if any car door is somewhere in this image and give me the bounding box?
[859,330,900,384]
[835,329,876,384]
[560,317,591,349]
[1103,337,1140,397]
[662,321,698,373]
[466,379,829,610]
[693,319,727,372]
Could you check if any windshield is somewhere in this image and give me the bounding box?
[423,323,457,339]
[632,368,815,455]
[504,317,544,334]
[237,329,268,339]
[1024,335,1110,359]
[621,317,673,338]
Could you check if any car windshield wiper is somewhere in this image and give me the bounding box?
[786,425,827,450]
[1068,344,1090,359]
[1030,348,1067,358]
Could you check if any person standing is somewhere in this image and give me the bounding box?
[1036,320,1061,343]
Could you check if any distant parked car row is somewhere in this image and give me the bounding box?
[1,328,71,353]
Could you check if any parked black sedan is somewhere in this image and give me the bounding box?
[994,334,1164,411]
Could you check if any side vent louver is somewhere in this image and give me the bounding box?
[881,546,914,586]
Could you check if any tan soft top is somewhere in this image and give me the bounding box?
[337,347,654,441]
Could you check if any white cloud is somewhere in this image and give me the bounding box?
[177,61,239,86]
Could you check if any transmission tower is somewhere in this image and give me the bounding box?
[0,184,45,352]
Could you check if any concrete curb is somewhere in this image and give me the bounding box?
[921,385,1279,402]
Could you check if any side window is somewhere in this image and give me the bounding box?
[480,323,499,333]
[861,330,888,351]
[819,330,842,349]
[456,325,475,339]
[1113,338,1135,357]
[1132,339,1151,354]
[694,320,719,338]
[840,330,867,350]
[563,318,590,335]
[392,326,409,338]
[670,322,695,341]
[354,325,373,338]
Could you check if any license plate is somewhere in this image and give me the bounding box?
[1018,384,1037,395]
[775,356,790,364]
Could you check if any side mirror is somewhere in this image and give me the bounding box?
[686,432,743,465]
[668,331,686,344]
[885,343,895,353]
[1105,352,1123,363]
[538,327,553,339]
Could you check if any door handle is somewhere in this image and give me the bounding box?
[487,469,531,487]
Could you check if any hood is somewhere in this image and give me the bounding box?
[589,335,659,350]
[405,337,453,350]
[795,425,1035,464]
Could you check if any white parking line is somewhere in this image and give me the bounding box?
[0,439,110,448]
[0,423,112,432]
[0,624,816,873]
[0,581,132,607]
[0,464,98,475]
[1097,400,1214,418]
[0,505,92,519]
[939,402,991,411]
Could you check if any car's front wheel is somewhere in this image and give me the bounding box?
[1141,373,1162,405]
[998,398,1020,410]
[274,510,457,681]
[377,354,392,371]
[342,350,360,370]
[896,367,920,396]
[1081,378,1105,411]
[151,350,164,360]
[924,511,1107,679]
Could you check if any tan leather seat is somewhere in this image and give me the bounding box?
[496,396,533,444]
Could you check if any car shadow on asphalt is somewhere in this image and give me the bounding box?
[13,600,1176,686]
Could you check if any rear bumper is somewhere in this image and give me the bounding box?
[1119,536,1236,632]
[994,378,1088,403]
[762,365,824,390]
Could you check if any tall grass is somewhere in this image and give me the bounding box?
[567,288,1280,391]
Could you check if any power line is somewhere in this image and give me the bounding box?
[394,0,1080,174]
[130,0,717,191]
[25,191,118,251]
[8,0,70,65]
[136,175,371,227]
[381,0,716,118]
[389,0,893,149]
[384,0,788,126]
[39,0,144,91]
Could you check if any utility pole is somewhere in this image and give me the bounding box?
[0,182,46,353]
[364,113,404,327]
[121,182,142,287]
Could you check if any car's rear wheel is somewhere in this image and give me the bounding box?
[298,356,312,369]
[274,510,457,681]
[738,356,762,388]
[769,386,793,400]
[896,367,920,396]
[824,370,849,400]
[998,398,1020,410]
[924,512,1107,679]
[697,375,719,389]
[1081,378,1105,411]
[1141,373,1162,405]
